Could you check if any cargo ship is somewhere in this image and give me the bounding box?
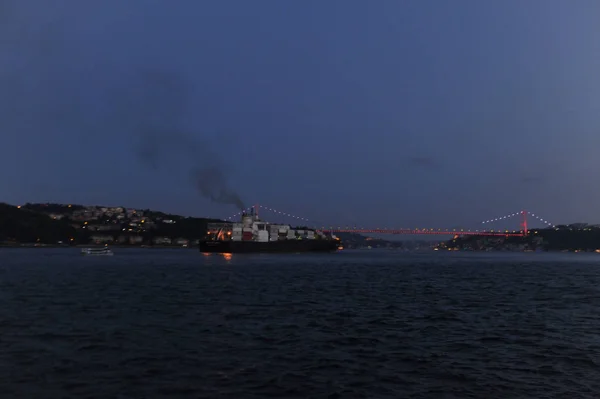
[199,207,341,254]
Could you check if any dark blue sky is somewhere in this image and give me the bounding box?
[1,0,599,229]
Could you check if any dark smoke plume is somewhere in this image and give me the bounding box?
[191,167,245,210]
[133,124,245,210]
[114,70,246,210]
[0,3,245,209]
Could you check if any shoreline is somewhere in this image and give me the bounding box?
[0,244,194,249]
[1,244,597,253]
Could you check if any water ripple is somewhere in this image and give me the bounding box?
[1,249,600,398]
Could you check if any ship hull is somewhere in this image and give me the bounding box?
[199,239,340,254]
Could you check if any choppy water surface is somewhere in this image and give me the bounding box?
[1,249,600,398]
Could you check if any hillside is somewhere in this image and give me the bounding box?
[1,202,391,247]
[0,203,77,244]
[441,225,600,252]
[0,202,222,246]
[332,232,401,249]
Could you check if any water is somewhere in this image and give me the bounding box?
[1,248,600,398]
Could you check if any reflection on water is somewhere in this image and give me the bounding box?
[201,252,232,261]
[1,249,600,398]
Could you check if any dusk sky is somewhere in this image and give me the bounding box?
[1,0,600,229]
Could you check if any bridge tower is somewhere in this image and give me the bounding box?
[521,210,528,235]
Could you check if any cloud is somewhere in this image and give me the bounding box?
[520,176,545,184]
[408,156,440,169]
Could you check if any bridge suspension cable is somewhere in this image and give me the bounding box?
[224,206,254,221]
[526,212,555,228]
[257,205,311,222]
[481,210,555,228]
[224,204,312,223]
[481,211,522,224]
[221,204,549,236]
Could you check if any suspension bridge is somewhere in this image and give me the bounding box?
[224,205,556,238]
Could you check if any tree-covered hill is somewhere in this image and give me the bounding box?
[0,203,77,244]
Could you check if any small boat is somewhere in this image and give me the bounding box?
[81,247,114,256]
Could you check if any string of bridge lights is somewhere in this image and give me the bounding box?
[481,211,523,225]
[481,211,555,228]
[225,205,311,222]
[224,206,254,221]
[258,205,311,222]
[527,212,556,228]
[257,206,392,230]
[225,206,555,231]
[225,207,483,232]
[246,206,429,230]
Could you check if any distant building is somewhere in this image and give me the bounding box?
[90,235,113,244]
[119,235,143,244]
[72,209,99,221]
[129,236,143,245]
[88,225,119,232]
[153,237,172,245]
[173,238,189,246]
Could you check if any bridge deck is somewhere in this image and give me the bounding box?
[318,229,524,237]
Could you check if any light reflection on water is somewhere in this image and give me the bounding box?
[0,248,599,398]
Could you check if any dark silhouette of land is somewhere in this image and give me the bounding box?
[0,202,395,248]
[441,226,600,252]
[4,202,595,251]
